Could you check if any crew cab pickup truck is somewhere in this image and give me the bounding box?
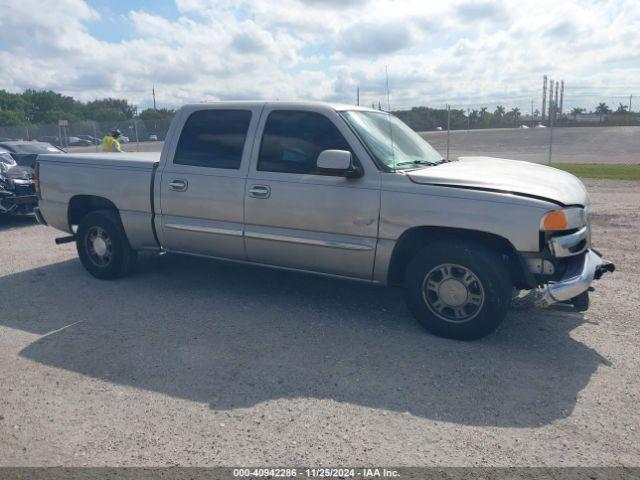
[34,102,614,340]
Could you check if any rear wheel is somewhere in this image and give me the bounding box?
[404,240,512,340]
[76,210,137,279]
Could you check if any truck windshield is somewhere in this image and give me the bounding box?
[340,110,444,170]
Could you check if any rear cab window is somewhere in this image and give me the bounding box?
[174,110,252,169]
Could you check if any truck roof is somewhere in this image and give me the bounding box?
[180,101,381,113]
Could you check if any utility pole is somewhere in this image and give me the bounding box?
[385,65,391,111]
[541,75,548,122]
[467,108,470,132]
[559,80,565,119]
[548,79,554,123]
[548,96,555,165]
[630,94,633,113]
[553,82,560,123]
[356,87,360,106]
[531,99,534,124]
[152,85,157,111]
[446,105,451,162]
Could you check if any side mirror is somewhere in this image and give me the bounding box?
[316,150,362,178]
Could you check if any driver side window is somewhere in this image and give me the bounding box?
[257,110,352,175]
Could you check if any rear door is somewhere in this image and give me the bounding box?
[243,106,381,279]
[157,105,261,259]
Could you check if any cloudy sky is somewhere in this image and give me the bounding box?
[0,0,638,112]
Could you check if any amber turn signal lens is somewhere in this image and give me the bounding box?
[543,210,568,230]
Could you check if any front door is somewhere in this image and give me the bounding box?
[158,105,261,259]
[244,107,381,279]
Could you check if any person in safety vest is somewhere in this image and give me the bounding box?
[101,129,123,152]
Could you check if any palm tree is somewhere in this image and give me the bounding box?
[479,107,488,121]
[494,105,506,117]
[570,107,585,120]
[509,107,521,126]
[615,103,629,114]
[595,102,611,123]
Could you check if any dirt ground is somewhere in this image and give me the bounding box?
[0,179,638,466]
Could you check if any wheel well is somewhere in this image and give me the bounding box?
[68,195,119,227]
[387,226,531,288]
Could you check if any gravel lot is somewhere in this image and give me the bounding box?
[0,179,639,466]
[421,126,640,164]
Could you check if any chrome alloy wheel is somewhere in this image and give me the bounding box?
[85,226,113,267]
[422,263,485,323]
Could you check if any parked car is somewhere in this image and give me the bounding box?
[0,148,38,216]
[37,136,63,147]
[34,102,614,340]
[0,141,64,168]
[77,135,101,145]
[64,136,92,147]
[149,134,158,141]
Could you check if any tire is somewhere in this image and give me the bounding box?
[403,240,512,340]
[76,210,137,279]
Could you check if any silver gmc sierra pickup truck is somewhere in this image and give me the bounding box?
[34,102,614,340]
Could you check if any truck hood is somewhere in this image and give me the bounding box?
[406,156,588,207]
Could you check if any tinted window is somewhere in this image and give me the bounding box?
[174,110,252,169]
[258,111,351,174]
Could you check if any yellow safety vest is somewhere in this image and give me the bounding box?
[101,135,122,152]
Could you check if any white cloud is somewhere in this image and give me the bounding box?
[0,0,638,112]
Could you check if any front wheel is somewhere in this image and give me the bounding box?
[76,210,137,279]
[404,240,512,340]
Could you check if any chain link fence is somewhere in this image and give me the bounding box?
[0,107,638,164]
[0,118,173,150]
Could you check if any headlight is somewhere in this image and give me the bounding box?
[540,207,587,231]
[0,153,16,173]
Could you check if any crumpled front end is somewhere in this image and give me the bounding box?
[523,206,615,310]
[0,168,38,216]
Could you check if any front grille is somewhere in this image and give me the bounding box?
[13,184,35,196]
[548,226,590,258]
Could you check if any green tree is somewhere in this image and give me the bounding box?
[0,109,28,127]
[570,107,585,119]
[0,90,27,113]
[508,107,521,125]
[84,98,136,121]
[22,89,82,124]
[615,103,629,114]
[138,108,175,121]
[595,103,611,114]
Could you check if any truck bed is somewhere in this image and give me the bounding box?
[39,152,160,169]
[37,152,161,250]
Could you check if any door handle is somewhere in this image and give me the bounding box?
[249,185,271,199]
[168,179,188,192]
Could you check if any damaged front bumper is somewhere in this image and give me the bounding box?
[536,249,615,308]
[0,192,38,215]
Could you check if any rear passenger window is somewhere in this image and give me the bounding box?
[174,110,252,169]
[258,111,352,174]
